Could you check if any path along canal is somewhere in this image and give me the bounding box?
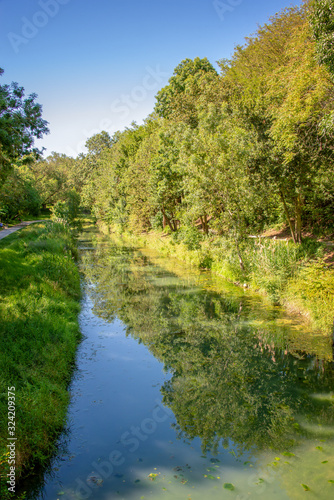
[26,228,334,500]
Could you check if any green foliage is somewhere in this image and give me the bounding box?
[80,237,334,460]
[310,0,334,75]
[223,483,235,491]
[150,211,164,231]
[171,225,204,250]
[0,168,41,222]
[51,190,80,226]
[30,152,79,207]
[85,130,114,156]
[155,57,218,127]
[0,68,49,182]
[0,223,81,495]
[127,230,333,334]
[286,261,334,331]
[78,18,333,245]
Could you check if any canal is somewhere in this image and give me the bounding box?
[29,229,334,499]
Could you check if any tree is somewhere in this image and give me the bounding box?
[150,123,184,232]
[310,0,334,76]
[85,130,114,156]
[179,103,267,268]
[0,68,49,181]
[31,153,78,208]
[155,58,218,128]
[125,119,160,232]
[80,131,114,211]
[221,5,334,243]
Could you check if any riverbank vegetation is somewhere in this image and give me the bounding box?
[0,0,333,496]
[0,223,81,498]
[81,240,334,463]
[99,227,334,335]
[1,5,333,308]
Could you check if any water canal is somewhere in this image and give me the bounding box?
[29,228,334,499]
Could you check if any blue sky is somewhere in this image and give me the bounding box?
[0,0,302,157]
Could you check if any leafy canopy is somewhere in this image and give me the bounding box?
[0,68,49,180]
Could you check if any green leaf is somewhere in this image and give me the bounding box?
[321,461,328,464]
[223,483,235,491]
[282,452,295,457]
[328,480,334,484]
[301,484,310,491]
[316,446,323,451]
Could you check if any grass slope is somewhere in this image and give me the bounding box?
[0,222,81,498]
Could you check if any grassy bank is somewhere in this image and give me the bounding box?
[100,224,334,336]
[0,222,81,499]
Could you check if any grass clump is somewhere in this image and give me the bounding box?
[0,222,81,498]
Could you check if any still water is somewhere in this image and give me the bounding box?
[31,230,334,499]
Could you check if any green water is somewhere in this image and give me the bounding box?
[32,231,334,500]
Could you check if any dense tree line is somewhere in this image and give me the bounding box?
[1,1,333,247]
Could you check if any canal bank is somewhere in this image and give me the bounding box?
[0,222,81,500]
[22,227,334,500]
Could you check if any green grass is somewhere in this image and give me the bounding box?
[0,222,81,498]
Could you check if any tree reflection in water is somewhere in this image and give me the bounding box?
[81,243,334,456]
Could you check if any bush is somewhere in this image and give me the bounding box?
[0,170,41,222]
[171,225,204,250]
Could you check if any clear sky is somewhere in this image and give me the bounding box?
[0,0,302,157]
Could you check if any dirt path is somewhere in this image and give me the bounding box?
[0,221,45,241]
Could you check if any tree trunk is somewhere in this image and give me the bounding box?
[161,207,175,232]
[199,215,204,233]
[295,192,303,244]
[279,188,297,244]
[226,208,245,271]
[203,214,209,235]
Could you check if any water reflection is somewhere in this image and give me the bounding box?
[82,240,334,456]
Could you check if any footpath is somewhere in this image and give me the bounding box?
[0,221,44,241]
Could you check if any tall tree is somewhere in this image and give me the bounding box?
[0,68,49,181]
